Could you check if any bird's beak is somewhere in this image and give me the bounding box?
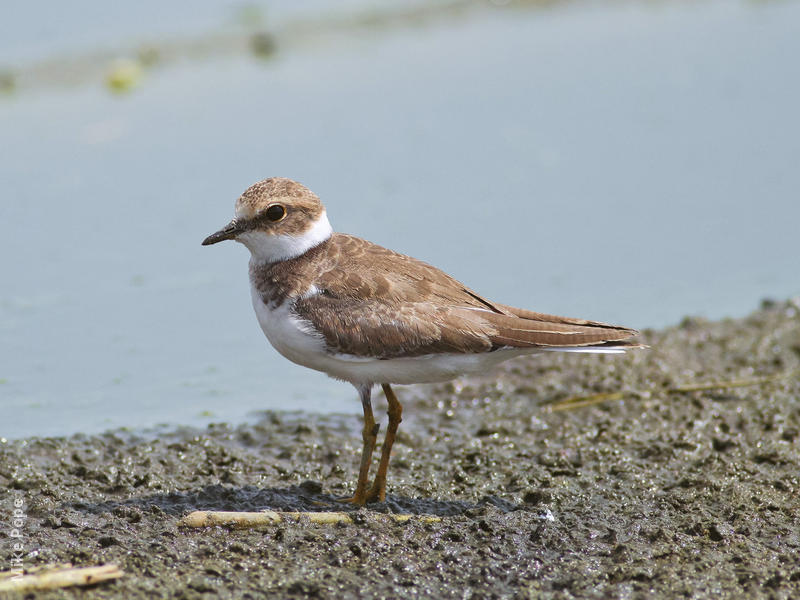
[202,220,243,246]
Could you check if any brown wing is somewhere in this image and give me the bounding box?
[288,234,492,357]
[284,234,639,358]
[293,295,494,358]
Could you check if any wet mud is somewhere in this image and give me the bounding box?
[2,299,799,599]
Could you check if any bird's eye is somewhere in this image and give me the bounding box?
[265,204,286,222]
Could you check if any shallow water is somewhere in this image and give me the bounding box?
[2,0,799,438]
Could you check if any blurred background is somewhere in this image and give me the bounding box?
[2,0,798,438]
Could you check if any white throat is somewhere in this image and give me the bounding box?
[237,211,332,263]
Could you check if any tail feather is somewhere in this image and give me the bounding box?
[468,303,643,351]
[541,342,646,355]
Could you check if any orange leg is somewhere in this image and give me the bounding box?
[366,384,403,503]
[341,385,379,505]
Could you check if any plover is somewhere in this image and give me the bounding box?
[203,178,641,504]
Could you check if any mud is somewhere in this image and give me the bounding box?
[2,299,799,599]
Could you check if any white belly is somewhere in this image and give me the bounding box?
[250,286,530,386]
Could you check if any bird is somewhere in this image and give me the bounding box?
[202,177,641,505]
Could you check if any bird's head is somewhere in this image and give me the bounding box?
[202,177,332,263]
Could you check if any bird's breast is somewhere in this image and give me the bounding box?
[249,284,329,369]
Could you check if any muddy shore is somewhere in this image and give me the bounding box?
[2,300,799,599]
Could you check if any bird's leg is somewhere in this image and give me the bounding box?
[366,383,403,503]
[341,384,379,505]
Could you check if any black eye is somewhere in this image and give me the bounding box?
[265,204,286,222]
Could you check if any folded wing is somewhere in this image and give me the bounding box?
[290,234,641,359]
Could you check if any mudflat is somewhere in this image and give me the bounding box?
[2,300,799,598]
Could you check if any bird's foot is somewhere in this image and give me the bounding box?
[337,486,368,506]
[364,478,386,504]
[337,478,386,506]
[338,494,367,506]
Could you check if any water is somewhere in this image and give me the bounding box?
[2,1,799,439]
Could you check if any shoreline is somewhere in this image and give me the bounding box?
[2,299,799,598]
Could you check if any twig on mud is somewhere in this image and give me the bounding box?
[179,510,441,529]
[547,391,626,412]
[545,368,798,411]
[667,368,799,393]
[0,564,123,592]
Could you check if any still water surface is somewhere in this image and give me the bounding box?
[2,1,799,438]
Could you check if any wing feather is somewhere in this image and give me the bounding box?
[262,234,640,358]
